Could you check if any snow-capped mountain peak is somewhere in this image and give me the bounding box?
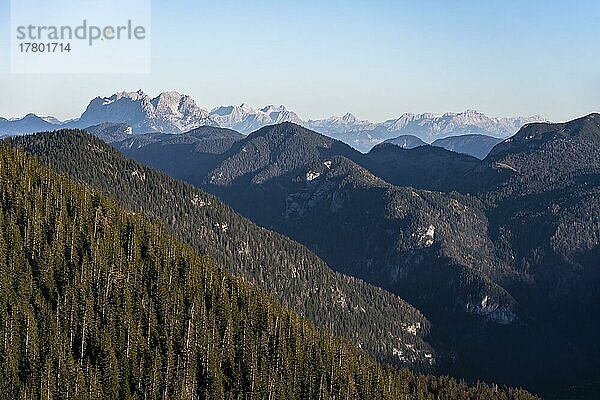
[212,103,259,118]
[40,116,63,125]
[306,113,375,135]
[77,90,217,133]
[209,103,302,134]
[260,105,287,114]
[101,89,147,104]
[340,113,357,124]
[374,110,547,143]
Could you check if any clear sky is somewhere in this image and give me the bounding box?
[0,0,598,122]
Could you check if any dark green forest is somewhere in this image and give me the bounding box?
[0,145,538,399]
[14,130,434,369]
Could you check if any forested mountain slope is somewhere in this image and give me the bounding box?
[470,115,600,302]
[113,126,245,184]
[279,156,517,319]
[107,120,600,397]
[0,145,542,399]
[11,130,435,369]
[361,143,480,191]
[466,115,600,389]
[202,123,364,225]
[431,134,503,159]
[473,113,600,196]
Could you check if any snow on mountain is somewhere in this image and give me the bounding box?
[0,89,547,151]
[306,113,376,135]
[305,110,546,152]
[303,113,380,152]
[76,90,218,133]
[40,116,63,125]
[210,104,302,134]
[260,105,304,125]
[376,110,547,143]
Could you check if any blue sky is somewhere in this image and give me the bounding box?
[0,0,598,122]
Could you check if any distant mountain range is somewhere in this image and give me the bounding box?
[0,113,64,136]
[210,103,303,133]
[382,134,504,159]
[313,110,545,152]
[0,90,546,152]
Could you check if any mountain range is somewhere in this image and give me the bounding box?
[101,115,600,398]
[4,104,599,397]
[0,113,63,136]
[311,110,545,152]
[2,137,541,399]
[3,89,597,398]
[210,103,303,133]
[0,90,546,152]
[75,90,219,132]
